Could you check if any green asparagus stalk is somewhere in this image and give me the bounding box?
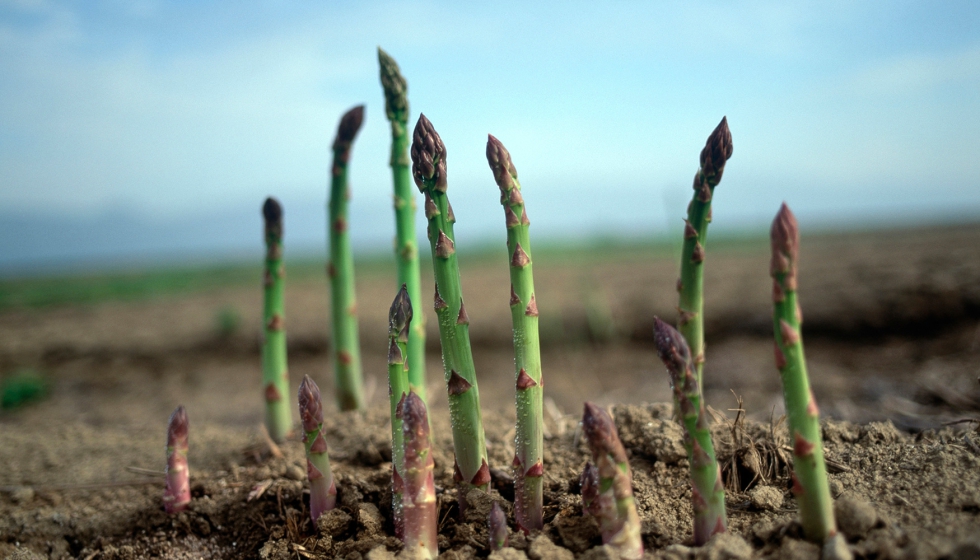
[653,318,727,544]
[298,375,337,521]
[581,403,643,560]
[379,48,428,403]
[328,105,367,411]
[261,197,292,443]
[488,502,509,552]
[770,203,837,542]
[163,405,190,514]
[676,117,733,393]
[410,114,490,495]
[486,134,544,532]
[400,391,438,559]
[388,284,413,538]
[580,461,599,517]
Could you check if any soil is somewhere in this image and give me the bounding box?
[2,225,980,559]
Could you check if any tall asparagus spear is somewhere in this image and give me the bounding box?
[379,48,428,403]
[486,134,544,532]
[388,285,413,538]
[328,105,367,411]
[676,117,733,393]
[261,197,292,443]
[770,203,836,542]
[400,391,438,559]
[581,403,643,560]
[410,114,490,495]
[653,318,727,544]
[163,405,190,514]
[298,375,337,521]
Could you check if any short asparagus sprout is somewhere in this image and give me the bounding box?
[163,405,190,514]
[676,117,734,394]
[388,284,413,538]
[770,203,837,542]
[486,134,544,532]
[653,318,727,544]
[328,105,367,411]
[581,403,643,560]
[580,461,599,518]
[378,48,428,403]
[410,114,490,497]
[261,197,292,443]
[400,391,438,559]
[488,502,509,552]
[298,375,337,521]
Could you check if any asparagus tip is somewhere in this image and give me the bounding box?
[333,105,366,151]
[167,405,188,442]
[652,317,692,378]
[582,402,627,463]
[400,391,429,439]
[488,502,509,551]
[298,375,323,433]
[411,114,447,192]
[486,134,518,191]
[262,197,282,229]
[700,116,734,174]
[389,284,413,341]
[378,47,408,120]
[770,203,799,259]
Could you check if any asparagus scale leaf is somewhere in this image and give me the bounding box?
[299,375,337,521]
[261,197,292,443]
[486,134,544,532]
[770,203,837,542]
[388,285,413,538]
[163,405,190,514]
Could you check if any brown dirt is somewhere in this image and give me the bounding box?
[2,225,980,558]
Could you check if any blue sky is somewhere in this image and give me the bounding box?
[1,1,979,267]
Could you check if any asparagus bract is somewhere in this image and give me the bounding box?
[328,105,367,411]
[676,117,733,392]
[299,375,337,521]
[400,392,438,559]
[770,204,837,542]
[261,198,292,443]
[653,318,727,544]
[486,134,544,532]
[581,403,643,560]
[163,405,190,513]
[411,114,490,495]
[488,502,509,552]
[388,285,413,538]
[379,48,428,403]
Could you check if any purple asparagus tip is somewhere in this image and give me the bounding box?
[410,114,447,192]
[488,501,509,551]
[699,116,734,180]
[389,283,414,342]
[332,105,365,152]
[164,405,190,514]
[582,402,628,465]
[298,375,323,433]
[580,461,599,517]
[653,317,692,377]
[262,197,283,231]
[486,134,518,192]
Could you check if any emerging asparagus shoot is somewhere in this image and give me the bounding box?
[488,502,509,551]
[388,285,413,538]
[163,405,190,514]
[653,318,727,544]
[770,203,837,542]
[261,197,292,443]
[379,48,428,403]
[299,375,337,521]
[581,403,643,560]
[580,461,599,518]
[328,105,367,411]
[676,117,734,393]
[486,134,544,532]
[411,114,490,498]
[400,391,438,559]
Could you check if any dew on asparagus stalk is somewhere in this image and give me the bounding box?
[581,402,643,560]
[411,114,490,501]
[163,405,190,514]
[260,197,292,443]
[378,48,428,404]
[298,375,337,521]
[486,134,544,532]
[388,284,413,538]
[676,117,733,396]
[653,317,727,544]
[328,105,367,411]
[770,203,837,542]
[488,501,509,552]
[400,391,438,559]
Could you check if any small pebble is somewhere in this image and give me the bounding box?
[489,549,530,560]
[749,485,783,511]
[696,532,752,560]
[834,495,877,539]
[829,479,844,498]
[528,535,574,560]
[10,486,35,504]
[285,464,305,481]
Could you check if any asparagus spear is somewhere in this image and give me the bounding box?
[410,114,490,496]
[261,197,292,443]
[653,318,727,544]
[298,375,337,521]
[388,284,413,538]
[580,461,600,517]
[676,117,733,393]
[399,391,438,559]
[488,502,509,552]
[328,105,367,411]
[486,134,544,532]
[581,403,643,560]
[163,405,190,514]
[379,48,428,403]
[770,203,837,542]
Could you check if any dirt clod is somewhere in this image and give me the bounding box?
[695,532,752,560]
[359,502,385,536]
[528,535,574,560]
[318,507,354,537]
[489,548,530,560]
[286,464,305,480]
[833,495,877,539]
[749,486,783,511]
[778,538,821,560]
[578,544,618,560]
